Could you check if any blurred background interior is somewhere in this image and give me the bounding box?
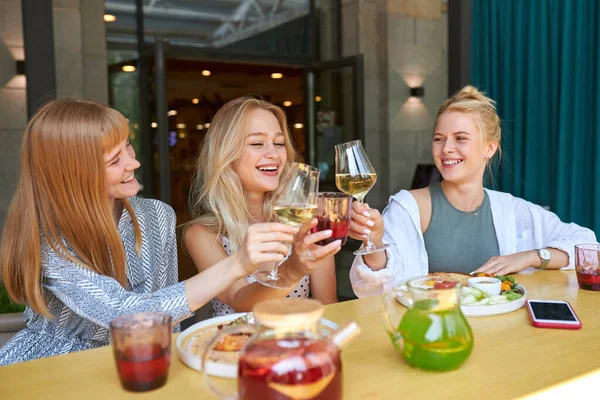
[2,0,600,327]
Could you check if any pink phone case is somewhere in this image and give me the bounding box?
[526,300,582,330]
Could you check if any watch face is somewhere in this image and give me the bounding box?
[540,249,551,261]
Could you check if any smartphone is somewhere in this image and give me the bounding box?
[526,300,582,330]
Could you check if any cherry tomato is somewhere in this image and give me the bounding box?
[433,280,458,289]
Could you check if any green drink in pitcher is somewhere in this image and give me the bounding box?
[395,299,473,371]
[383,278,474,371]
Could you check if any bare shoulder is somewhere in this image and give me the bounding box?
[409,187,431,208]
[408,187,432,233]
[184,223,228,272]
[183,223,220,251]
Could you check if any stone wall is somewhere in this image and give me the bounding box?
[0,0,27,229]
[0,0,108,229]
[387,0,448,194]
[341,0,448,207]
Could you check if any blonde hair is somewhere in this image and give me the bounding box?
[437,85,502,146]
[0,98,142,318]
[436,85,502,181]
[187,96,297,252]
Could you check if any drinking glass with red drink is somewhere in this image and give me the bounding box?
[310,192,351,246]
[110,312,172,392]
[575,244,600,291]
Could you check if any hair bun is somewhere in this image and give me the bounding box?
[454,85,497,110]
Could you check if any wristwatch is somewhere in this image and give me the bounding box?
[536,248,552,269]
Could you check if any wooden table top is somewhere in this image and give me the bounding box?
[1,269,599,399]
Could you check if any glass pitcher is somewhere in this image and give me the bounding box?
[204,298,360,400]
[382,276,473,371]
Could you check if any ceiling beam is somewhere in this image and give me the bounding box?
[105,2,229,22]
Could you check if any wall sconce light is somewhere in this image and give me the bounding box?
[16,60,25,75]
[410,86,424,98]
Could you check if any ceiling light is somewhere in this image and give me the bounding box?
[196,124,204,130]
[133,123,139,129]
[294,123,304,129]
[176,123,186,129]
[204,123,210,128]
[104,14,116,22]
[122,65,136,72]
[167,110,178,116]
[202,70,211,76]
[192,98,199,104]
[178,132,186,139]
[271,73,283,79]
[315,96,322,102]
[151,122,158,128]
[283,101,292,107]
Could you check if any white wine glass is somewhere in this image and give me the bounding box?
[253,162,320,289]
[335,140,389,255]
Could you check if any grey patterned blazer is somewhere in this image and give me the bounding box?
[0,197,193,366]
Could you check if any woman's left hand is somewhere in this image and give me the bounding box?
[282,218,342,282]
[472,251,538,276]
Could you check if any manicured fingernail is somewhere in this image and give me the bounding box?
[362,211,371,217]
[323,229,332,236]
[366,220,375,227]
[363,228,371,235]
[361,234,368,239]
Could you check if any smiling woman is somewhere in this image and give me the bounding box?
[346,86,597,297]
[0,98,301,366]
[184,95,339,318]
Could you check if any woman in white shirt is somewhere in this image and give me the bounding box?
[348,86,596,298]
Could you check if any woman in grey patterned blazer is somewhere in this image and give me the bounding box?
[0,99,297,365]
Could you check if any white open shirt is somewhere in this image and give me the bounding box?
[350,189,598,298]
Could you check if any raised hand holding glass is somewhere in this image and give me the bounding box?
[253,163,320,289]
[335,140,389,255]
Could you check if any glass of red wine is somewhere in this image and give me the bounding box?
[575,244,600,291]
[311,192,351,246]
[110,312,172,392]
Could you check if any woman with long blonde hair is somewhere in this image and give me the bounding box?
[185,96,339,316]
[0,99,295,365]
[347,86,596,297]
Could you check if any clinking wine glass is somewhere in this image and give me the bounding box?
[253,162,320,289]
[334,140,389,255]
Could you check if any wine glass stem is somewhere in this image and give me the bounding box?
[357,198,376,251]
[269,243,291,279]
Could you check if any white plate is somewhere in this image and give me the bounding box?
[176,312,339,378]
[395,284,527,317]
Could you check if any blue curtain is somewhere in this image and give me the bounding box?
[471,0,600,236]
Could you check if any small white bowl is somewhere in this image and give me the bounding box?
[468,277,502,296]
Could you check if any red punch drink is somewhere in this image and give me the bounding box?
[110,312,172,392]
[238,338,342,400]
[312,216,349,246]
[575,244,600,291]
[114,344,170,392]
[310,192,351,247]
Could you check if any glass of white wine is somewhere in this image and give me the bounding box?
[335,140,389,255]
[253,162,320,289]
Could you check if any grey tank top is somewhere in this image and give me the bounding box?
[423,183,500,274]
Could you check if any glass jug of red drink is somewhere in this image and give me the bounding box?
[203,298,359,400]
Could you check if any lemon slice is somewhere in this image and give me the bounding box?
[267,372,335,400]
